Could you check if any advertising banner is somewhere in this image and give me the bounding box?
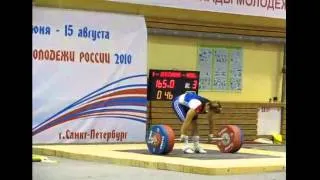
[32,7,148,144]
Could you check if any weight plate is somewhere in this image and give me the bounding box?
[229,126,244,153]
[146,125,175,155]
[162,125,175,154]
[217,125,242,153]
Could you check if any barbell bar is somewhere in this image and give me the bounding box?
[146,137,224,144]
[174,137,224,141]
[146,124,244,155]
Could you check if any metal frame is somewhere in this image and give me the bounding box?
[148,28,286,45]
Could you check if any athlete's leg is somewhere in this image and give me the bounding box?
[207,111,215,136]
[190,117,207,153]
[172,97,188,122]
[179,109,197,153]
[172,97,194,153]
[190,118,199,136]
[180,109,197,136]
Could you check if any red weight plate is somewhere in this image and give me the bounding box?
[217,125,242,153]
[229,126,244,153]
[162,125,176,154]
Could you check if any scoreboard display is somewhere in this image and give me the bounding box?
[147,69,200,101]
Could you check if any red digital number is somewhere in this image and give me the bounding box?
[169,80,175,88]
[156,80,162,88]
[192,80,198,90]
[162,79,167,88]
[156,79,175,89]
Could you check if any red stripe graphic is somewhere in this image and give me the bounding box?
[88,88,146,103]
[46,88,146,126]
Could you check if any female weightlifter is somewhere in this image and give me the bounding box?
[172,91,222,154]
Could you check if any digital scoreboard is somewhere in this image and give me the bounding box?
[147,69,200,101]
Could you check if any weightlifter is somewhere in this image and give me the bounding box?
[172,91,222,154]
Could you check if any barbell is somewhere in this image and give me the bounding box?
[173,137,224,141]
[146,125,244,155]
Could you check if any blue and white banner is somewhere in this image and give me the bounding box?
[32,7,147,144]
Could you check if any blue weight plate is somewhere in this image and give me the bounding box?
[146,125,169,155]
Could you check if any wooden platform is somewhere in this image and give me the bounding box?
[33,143,286,175]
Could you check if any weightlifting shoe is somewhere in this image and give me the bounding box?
[193,145,207,154]
[192,136,207,154]
[182,146,195,154]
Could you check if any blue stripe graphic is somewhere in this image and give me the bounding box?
[62,97,147,121]
[33,79,147,131]
[77,108,146,117]
[32,100,147,135]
